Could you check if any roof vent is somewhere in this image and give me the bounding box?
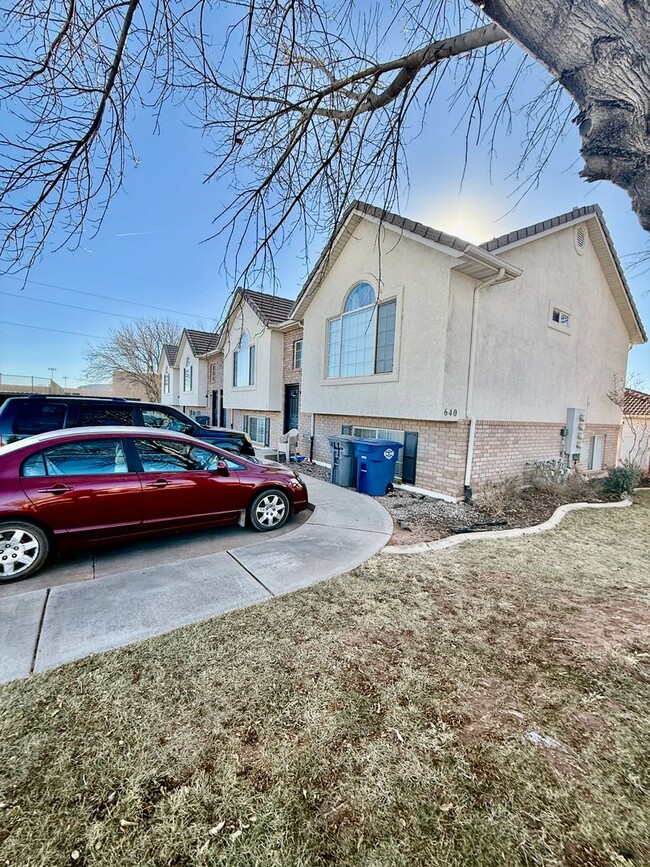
[574,224,587,255]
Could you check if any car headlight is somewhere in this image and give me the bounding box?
[291,473,306,488]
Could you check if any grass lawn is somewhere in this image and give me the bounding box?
[1,492,649,867]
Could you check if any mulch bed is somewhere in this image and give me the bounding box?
[297,461,612,546]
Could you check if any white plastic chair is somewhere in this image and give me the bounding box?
[277,428,298,462]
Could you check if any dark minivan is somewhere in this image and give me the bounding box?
[0,395,256,456]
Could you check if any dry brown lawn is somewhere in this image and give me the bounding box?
[1,492,649,867]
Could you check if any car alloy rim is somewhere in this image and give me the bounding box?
[0,528,41,578]
[255,493,287,527]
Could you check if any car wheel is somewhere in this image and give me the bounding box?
[249,489,290,532]
[0,521,50,581]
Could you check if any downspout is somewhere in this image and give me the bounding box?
[463,268,505,503]
[309,412,315,461]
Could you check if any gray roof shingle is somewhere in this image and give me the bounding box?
[242,289,295,324]
[184,329,220,356]
[162,344,178,366]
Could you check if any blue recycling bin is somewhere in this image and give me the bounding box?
[353,439,404,496]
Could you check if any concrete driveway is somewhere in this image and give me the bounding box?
[0,477,393,683]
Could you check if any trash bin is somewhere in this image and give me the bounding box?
[328,435,359,487]
[353,439,404,496]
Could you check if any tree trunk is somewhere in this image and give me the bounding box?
[479,0,650,231]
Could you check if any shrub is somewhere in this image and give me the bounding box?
[602,466,640,497]
[474,476,525,516]
[524,459,569,488]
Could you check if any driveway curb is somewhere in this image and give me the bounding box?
[381,498,634,555]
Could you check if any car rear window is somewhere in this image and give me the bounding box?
[14,403,67,435]
[22,440,128,476]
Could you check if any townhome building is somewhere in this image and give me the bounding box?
[157,329,219,417]
[289,202,645,498]
[217,289,305,451]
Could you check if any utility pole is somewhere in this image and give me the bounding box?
[48,367,56,381]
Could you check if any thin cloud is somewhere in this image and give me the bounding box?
[115,230,165,237]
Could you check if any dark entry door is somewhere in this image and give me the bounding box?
[284,384,300,432]
[211,390,219,426]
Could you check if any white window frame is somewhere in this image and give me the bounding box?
[588,434,605,471]
[326,283,397,379]
[548,302,572,334]
[293,339,303,370]
[183,358,193,391]
[163,370,170,394]
[233,333,256,388]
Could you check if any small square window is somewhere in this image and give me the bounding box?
[550,306,571,332]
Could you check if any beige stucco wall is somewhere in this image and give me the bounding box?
[222,299,283,412]
[301,220,456,420]
[471,225,629,426]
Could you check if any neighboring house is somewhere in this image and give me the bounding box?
[620,388,650,472]
[219,289,303,451]
[292,202,646,498]
[158,343,179,407]
[157,330,219,416]
[204,347,225,427]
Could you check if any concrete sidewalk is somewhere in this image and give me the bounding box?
[0,478,392,683]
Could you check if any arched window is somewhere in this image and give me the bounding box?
[233,332,256,387]
[327,282,396,378]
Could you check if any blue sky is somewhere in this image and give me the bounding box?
[0,36,648,390]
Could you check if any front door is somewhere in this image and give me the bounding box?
[211,390,220,426]
[284,384,300,433]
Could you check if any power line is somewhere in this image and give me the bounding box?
[0,321,103,339]
[0,289,142,321]
[3,274,211,319]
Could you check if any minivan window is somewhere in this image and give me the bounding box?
[78,405,133,426]
[14,403,66,435]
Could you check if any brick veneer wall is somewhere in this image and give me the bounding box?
[282,328,303,387]
[311,414,470,498]
[470,421,565,487]
[308,414,620,498]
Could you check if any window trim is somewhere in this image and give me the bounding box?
[183,357,193,391]
[233,333,256,388]
[163,370,170,394]
[325,284,398,381]
[548,302,572,334]
[293,338,303,370]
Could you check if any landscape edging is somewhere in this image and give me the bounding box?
[381,498,634,556]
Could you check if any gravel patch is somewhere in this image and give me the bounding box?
[298,461,612,546]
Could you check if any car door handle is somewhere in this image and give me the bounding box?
[145,479,170,488]
[38,485,73,494]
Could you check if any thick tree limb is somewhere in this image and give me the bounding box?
[476,0,650,231]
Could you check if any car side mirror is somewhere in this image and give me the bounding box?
[214,460,230,477]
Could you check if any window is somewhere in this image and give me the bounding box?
[588,435,604,471]
[327,283,396,378]
[293,339,303,369]
[210,363,218,383]
[550,306,571,332]
[134,439,219,473]
[78,406,133,426]
[14,403,67,435]
[243,415,269,446]
[141,409,193,433]
[163,370,170,393]
[183,358,193,391]
[233,333,256,387]
[22,440,128,477]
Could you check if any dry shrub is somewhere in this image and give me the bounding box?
[473,476,525,515]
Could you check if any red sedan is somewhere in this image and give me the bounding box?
[0,427,309,581]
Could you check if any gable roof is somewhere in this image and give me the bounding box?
[183,329,220,357]
[480,205,646,344]
[292,200,521,319]
[624,387,650,416]
[162,344,178,366]
[242,289,295,325]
